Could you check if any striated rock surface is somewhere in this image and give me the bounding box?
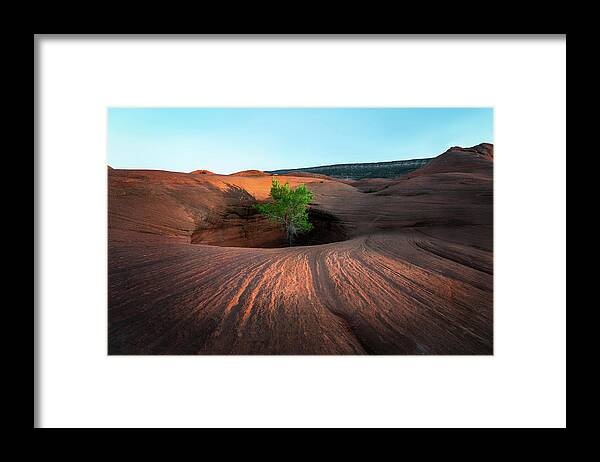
[108,144,493,355]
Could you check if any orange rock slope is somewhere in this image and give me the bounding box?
[108,143,493,354]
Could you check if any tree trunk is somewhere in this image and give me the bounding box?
[285,216,292,247]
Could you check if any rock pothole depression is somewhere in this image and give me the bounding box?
[191,205,348,248]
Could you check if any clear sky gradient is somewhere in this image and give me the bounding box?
[108,108,493,174]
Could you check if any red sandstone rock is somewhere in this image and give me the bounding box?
[228,169,268,176]
[108,144,494,355]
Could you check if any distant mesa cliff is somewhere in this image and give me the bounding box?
[265,143,492,180]
[266,157,433,180]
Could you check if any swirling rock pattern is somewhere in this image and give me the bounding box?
[108,144,493,354]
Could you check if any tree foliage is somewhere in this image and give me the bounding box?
[256,178,313,245]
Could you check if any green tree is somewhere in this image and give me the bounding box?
[256,178,314,246]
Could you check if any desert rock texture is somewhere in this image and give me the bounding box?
[108,143,493,354]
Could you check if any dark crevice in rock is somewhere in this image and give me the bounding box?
[191,206,348,248]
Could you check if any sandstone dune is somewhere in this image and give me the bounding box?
[228,169,268,177]
[108,144,493,354]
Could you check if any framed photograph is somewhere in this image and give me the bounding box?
[35,34,566,428]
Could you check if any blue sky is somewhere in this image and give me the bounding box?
[108,108,493,174]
